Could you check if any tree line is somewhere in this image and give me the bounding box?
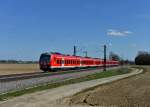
[135,51,150,65]
[0,60,38,64]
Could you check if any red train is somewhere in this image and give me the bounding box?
[39,52,119,72]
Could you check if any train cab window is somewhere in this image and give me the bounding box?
[40,54,50,63]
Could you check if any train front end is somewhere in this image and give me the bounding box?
[39,53,51,72]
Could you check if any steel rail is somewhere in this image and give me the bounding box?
[0,66,118,82]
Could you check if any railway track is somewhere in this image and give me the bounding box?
[0,67,108,82]
[0,66,120,94]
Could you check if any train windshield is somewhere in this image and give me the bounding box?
[40,54,50,62]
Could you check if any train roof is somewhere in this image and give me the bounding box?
[42,52,103,60]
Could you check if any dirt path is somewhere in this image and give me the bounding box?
[0,68,142,107]
[68,66,150,107]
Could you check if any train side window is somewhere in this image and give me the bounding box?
[57,60,59,64]
[65,60,66,64]
[61,60,63,64]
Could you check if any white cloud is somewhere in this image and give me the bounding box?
[108,43,112,46]
[107,29,132,37]
[131,43,137,47]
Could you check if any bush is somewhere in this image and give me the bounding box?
[135,54,150,65]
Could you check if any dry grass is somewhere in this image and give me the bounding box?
[68,66,150,107]
[0,64,40,75]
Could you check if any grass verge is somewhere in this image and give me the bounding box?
[0,67,131,101]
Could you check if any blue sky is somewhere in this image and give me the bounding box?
[0,0,150,61]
